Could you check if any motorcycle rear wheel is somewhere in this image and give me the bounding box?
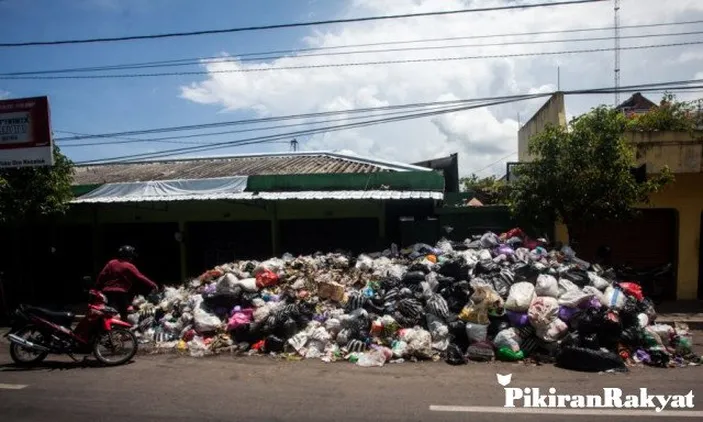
[93,327,138,367]
[9,326,49,366]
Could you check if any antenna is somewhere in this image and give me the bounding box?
[290,138,299,152]
[614,0,621,106]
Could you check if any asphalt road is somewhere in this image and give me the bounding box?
[1,346,702,422]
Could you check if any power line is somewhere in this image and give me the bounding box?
[71,79,703,164]
[4,40,700,80]
[75,94,549,165]
[6,29,702,76]
[471,152,519,175]
[55,78,703,145]
[57,102,478,147]
[54,93,554,141]
[0,0,604,48]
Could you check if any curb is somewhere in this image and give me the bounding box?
[657,320,703,330]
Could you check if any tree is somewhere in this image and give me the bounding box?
[507,105,674,243]
[0,145,74,224]
[461,173,509,204]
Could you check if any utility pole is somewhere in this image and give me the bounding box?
[557,66,561,91]
[614,0,621,106]
[290,138,298,152]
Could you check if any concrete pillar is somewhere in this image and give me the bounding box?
[675,206,700,300]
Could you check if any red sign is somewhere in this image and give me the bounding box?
[0,96,53,168]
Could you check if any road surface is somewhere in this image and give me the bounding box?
[1,347,702,422]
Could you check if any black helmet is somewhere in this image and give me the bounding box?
[117,245,137,260]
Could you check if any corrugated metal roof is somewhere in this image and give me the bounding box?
[70,190,444,204]
[73,151,431,185]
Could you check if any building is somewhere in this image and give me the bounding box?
[615,92,657,115]
[515,93,703,300]
[0,151,445,308]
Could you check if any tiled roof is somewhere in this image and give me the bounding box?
[72,151,431,185]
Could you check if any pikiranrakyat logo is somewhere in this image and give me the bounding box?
[496,373,695,413]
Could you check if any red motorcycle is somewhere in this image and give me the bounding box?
[4,289,138,367]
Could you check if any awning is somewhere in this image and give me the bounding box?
[73,176,249,203]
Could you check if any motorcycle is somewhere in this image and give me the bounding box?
[4,287,138,367]
[613,263,673,305]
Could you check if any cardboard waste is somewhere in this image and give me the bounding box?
[127,229,700,371]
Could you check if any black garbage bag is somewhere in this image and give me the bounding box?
[571,307,601,335]
[636,297,657,321]
[345,291,369,312]
[487,314,511,338]
[274,317,299,340]
[619,298,640,329]
[598,311,623,350]
[448,320,469,351]
[380,276,401,291]
[556,346,628,372]
[446,343,467,365]
[408,262,431,274]
[264,335,286,353]
[620,326,645,348]
[581,333,600,349]
[436,275,456,290]
[512,262,541,283]
[648,349,671,367]
[438,260,464,280]
[202,291,241,310]
[230,323,253,343]
[403,271,427,284]
[560,331,582,348]
[239,292,260,308]
[489,275,510,298]
[475,260,500,275]
[562,269,590,288]
[451,241,470,251]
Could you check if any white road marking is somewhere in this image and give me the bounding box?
[429,405,703,418]
[0,383,28,390]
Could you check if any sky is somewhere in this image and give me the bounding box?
[0,0,702,177]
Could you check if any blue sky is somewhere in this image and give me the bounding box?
[1,0,701,174]
[0,0,342,163]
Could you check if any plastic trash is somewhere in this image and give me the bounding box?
[496,347,524,361]
[356,350,387,367]
[535,274,559,298]
[601,286,626,310]
[465,323,488,344]
[556,346,628,372]
[445,343,467,365]
[494,328,521,352]
[505,282,536,312]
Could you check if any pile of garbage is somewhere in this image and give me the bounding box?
[128,228,699,371]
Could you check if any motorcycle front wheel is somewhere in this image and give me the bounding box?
[9,326,49,366]
[93,327,138,366]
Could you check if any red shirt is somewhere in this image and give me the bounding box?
[96,259,157,294]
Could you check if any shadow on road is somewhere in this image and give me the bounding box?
[0,358,135,372]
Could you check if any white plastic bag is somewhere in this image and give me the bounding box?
[601,286,626,310]
[587,272,611,290]
[557,278,579,296]
[535,274,559,298]
[505,282,536,312]
[558,288,595,307]
[427,314,449,351]
[193,303,222,334]
[527,296,559,329]
[535,319,568,342]
[234,278,259,292]
[494,328,521,352]
[582,285,605,304]
[400,328,433,358]
[356,350,387,367]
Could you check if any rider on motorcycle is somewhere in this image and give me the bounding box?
[95,245,158,321]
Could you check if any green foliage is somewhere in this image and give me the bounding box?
[508,105,674,240]
[625,93,702,134]
[461,173,509,204]
[0,145,74,224]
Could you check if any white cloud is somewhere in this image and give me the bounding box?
[0,90,10,100]
[180,0,703,176]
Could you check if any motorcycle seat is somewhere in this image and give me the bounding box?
[25,306,75,327]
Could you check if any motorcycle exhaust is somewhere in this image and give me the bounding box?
[8,334,50,352]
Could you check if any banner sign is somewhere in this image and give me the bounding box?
[0,96,53,168]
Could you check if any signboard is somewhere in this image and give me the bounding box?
[0,96,53,168]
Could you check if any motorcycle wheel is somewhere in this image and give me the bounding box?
[9,326,49,366]
[92,327,138,367]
